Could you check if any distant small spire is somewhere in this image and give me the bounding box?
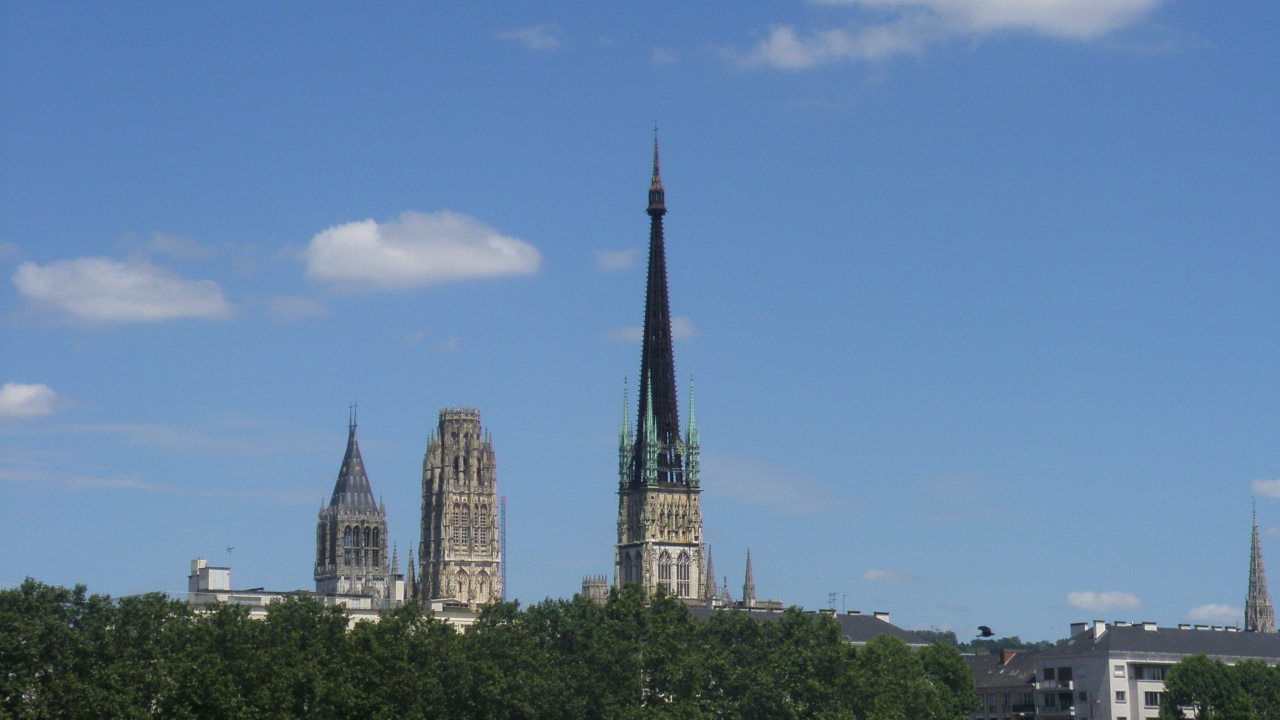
[619,378,631,446]
[1247,506,1276,632]
[705,545,717,601]
[743,548,756,608]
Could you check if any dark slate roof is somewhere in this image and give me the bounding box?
[966,651,1038,690]
[688,607,930,646]
[1041,624,1280,661]
[329,424,377,510]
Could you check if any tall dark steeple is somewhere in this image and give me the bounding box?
[636,133,682,480]
[1247,507,1276,632]
[742,548,756,608]
[315,407,392,600]
[615,136,705,601]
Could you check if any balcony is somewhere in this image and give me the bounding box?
[1037,679,1073,690]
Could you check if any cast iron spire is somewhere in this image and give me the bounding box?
[1247,507,1276,632]
[636,132,681,475]
[743,548,756,608]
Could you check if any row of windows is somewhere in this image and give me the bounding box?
[618,550,694,597]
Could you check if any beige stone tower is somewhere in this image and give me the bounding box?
[614,138,705,601]
[418,408,501,606]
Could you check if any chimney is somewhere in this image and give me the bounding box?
[1070,622,1088,636]
[1093,620,1107,637]
[847,610,861,615]
[1001,649,1019,665]
[1178,624,1191,630]
[873,611,890,622]
[1143,621,1157,631]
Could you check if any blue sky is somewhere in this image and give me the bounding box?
[1,0,1277,640]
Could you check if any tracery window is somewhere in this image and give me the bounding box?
[461,505,471,544]
[343,526,357,564]
[476,505,488,546]
[452,507,461,544]
[676,552,691,597]
[658,551,672,593]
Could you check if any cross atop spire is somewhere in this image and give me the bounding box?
[1247,506,1276,632]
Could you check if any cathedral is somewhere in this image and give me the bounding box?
[614,139,706,602]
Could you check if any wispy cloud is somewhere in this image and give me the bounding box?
[1264,526,1280,539]
[735,0,1169,69]
[1066,591,1142,613]
[498,23,565,51]
[267,295,327,321]
[0,383,61,420]
[305,211,540,292]
[1186,604,1243,624]
[651,47,678,65]
[701,454,850,515]
[436,337,461,354]
[146,232,219,259]
[860,569,915,583]
[605,316,696,342]
[595,249,635,271]
[13,257,231,323]
[0,461,312,503]
[1253,479,1280,499]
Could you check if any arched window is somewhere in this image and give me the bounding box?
[343,526,356,564]
[476,505,488,546]
[677,552,691,598]
[461,505,471,544]
[371,528,380,565]
[455,569,469,600]
[452,507,461,544]
[658,551,672,593]
[477,570,490,602]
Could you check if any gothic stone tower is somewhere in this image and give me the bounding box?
[1247,508,1276,632]
[315,414,393,599]
[615,138,705,601]
[418,408,501,606]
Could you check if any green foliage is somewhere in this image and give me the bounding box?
[912,628,1058,655]
[0,578,993,719]
[1161,654,1280,720]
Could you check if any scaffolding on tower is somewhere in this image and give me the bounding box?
[500,495,507,600]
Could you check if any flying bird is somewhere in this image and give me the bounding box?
[977,626,995,638]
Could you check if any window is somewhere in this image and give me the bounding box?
[1117,690,1126,703]
[1079,691,1088,702]
[1044,694,1057,709]
[1134,665,1167,681]
[987,694,996,713]
[1044,668,1056,680]
[1144,692,1161,708]
[461,506,471,544]
[1115,664,1126,677]
[1018,693,1033,707]
[676,552,691,597]
[1059,667,1073,681]
[657,551,672,592]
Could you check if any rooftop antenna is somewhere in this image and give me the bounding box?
[226,546,234,567]
[828,591,837,609]
[500,495,508,601]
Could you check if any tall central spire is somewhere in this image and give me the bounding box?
[637,132,680,470]
[1247,507,1276,632]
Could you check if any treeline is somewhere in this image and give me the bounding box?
[1,579,978,720]
[1161,654,1280,720]
[912,629,1058,655]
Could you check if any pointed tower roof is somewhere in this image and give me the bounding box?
[705,545,718,600]
[1247,507,1276,632]
[329,410,377,510]
[743,548,756,607]
[637,132,681,459]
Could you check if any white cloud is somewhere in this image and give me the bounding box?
[1186,604,1243,624]
[305,211,540,292]
[701,454,850,515]
[738,0,1167,68]
[13,258,231,323]
[498,23,565,51]
[739,21,930,69]
[1066,591,1142,613]
[605,316,696,342]
[596,249,635,271]
[437,337,461,354]
[0,383,60,420]
[1265,526,1280,539]
[1253,479,1280,498]
[861,569,916,583]
[267,295,327,321]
